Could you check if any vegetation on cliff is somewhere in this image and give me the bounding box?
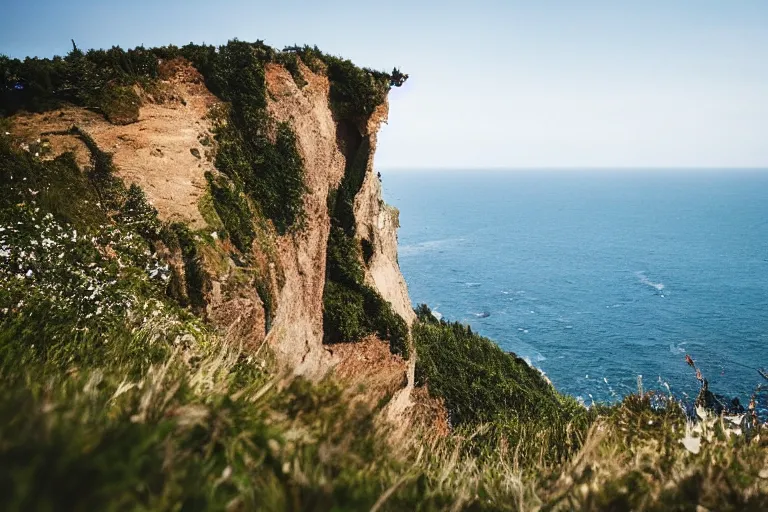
[323,134,409,357]
[2,39,411,350]
[2,42,767,511]
[413,305,595,466]
[1,40,306,238]
[278,45,413,357]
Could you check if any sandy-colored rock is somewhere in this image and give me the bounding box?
[10,61,218,229]
[263,61,346,378]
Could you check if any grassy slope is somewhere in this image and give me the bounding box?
[1,42,767,511]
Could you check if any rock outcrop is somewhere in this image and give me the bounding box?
[10,57,415,385]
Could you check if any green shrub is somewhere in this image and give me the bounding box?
[98,83,140,124]
[0,139,178,376]
[0,139,104,231]
[172,223,208,310]
[204,172,254,252]
[69,126,127,212]
[413,304,586,426]
[322,135,408,357]
[275,52,307,89]
[323,279,369,342]
[197,41,307,235]
[1,42,157,121]
[324,57,389,123]
[118,184,163,241]
[284,46,404,124]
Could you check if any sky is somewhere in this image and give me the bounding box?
[2,0,767,169]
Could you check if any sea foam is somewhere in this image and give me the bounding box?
[636,271,665,291]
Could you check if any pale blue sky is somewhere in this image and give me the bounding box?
[2,1,767,168]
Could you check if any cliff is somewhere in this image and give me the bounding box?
[5,47,414,387]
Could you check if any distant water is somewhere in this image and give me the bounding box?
[383,170,768,404]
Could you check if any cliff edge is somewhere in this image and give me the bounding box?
[4,42,414,389]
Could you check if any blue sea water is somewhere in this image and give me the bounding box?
[383,170,768,405]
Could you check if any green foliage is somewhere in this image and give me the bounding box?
[413,305,565,424]
[413,304,594,465]
[118,184,163,241]
[70,126,127,212]
[204,172,254,252]
[322,134,408,357]
[275,52,307,89]
[0,138,105,231]
[0,136,178,378]
[189,40,307,235]
[324,57,389,123]
[98,83,140,124]
[171,223,208,311]
[1,43,156,120]
[285,46,406,124]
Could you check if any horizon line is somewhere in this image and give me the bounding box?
[377,166,768,171]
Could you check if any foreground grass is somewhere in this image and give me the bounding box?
[3,321,767,511]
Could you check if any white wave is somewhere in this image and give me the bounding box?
[465,282,481,287]
[669,343,686,354]
[636,271,665,291]
[398,237,465,256]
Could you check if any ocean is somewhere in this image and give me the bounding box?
[383,169,768,405]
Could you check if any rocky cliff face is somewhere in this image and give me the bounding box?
[264,60,414,377]
[9,56,414,382]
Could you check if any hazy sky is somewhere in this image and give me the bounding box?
[2,1,767,169]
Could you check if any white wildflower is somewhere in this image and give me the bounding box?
[25,269,33,278]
